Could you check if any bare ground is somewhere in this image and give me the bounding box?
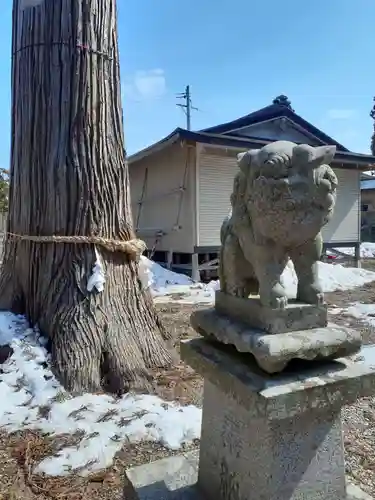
[0,288,375,499]
[326,259,375,344]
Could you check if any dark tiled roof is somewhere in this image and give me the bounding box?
[200,95,349,152]
[129,127,375,169]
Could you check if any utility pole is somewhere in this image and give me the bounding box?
[176,85,198,131]
[370,96,375,157]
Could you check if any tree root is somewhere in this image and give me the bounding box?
[0,245,175,395]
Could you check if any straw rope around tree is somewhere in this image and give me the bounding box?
[6,233,147,259]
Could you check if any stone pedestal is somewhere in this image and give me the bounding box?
[198,379,344,499]
[178,338,375,500]
[215,291,328,334]
[191,308,362,374]
[125,338,375,499]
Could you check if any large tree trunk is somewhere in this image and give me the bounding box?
[0,0,173,393]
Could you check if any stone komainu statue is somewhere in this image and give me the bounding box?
[220,140,338,309]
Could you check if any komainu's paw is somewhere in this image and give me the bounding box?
[315,292,325,305]
[297,284,325,305]
[223,284,248,298]
[273,295,288,310]
[235,287,249,298]
[260,283,288,309]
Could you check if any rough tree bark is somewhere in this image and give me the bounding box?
[0,0,173,393]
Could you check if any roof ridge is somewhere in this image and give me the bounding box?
[200,96,348,152]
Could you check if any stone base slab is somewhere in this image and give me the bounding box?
[126,451,373,500]
[191,308,361,374]
[180,338,375,420]
[215,291,328,334]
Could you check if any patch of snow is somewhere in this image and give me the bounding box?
[328,306,344,315]
[153,285,212,305]
[140,256,193,289]
[333,242,375,258]
[204,280,221,294]
[87,247,106,293]
[0,313,201,476]
[138,256,151,290]
[153,280,220,305]
[146,254,375,305]
[360,242,375,258]
[342,302,375,327]
[281,260,375,297]
[357,344,375,367]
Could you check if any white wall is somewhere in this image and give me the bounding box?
[129,142,196,253]
[198,146,360,247]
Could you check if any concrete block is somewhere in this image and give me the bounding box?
[126,450,373,500]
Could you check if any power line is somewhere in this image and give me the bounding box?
[176,85,198,131]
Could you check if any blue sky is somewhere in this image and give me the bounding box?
[0,0,374,165]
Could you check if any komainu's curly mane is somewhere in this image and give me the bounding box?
[219,141,338,308]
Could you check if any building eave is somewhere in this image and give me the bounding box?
[191,131,375,169]
[129,128,375,171]
[128,128,183,164]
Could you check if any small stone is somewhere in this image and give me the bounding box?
[0,345,13,364]
[126,451,199,500]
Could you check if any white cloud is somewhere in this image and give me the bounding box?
[122,69,166,102]
[326,109,357,120]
